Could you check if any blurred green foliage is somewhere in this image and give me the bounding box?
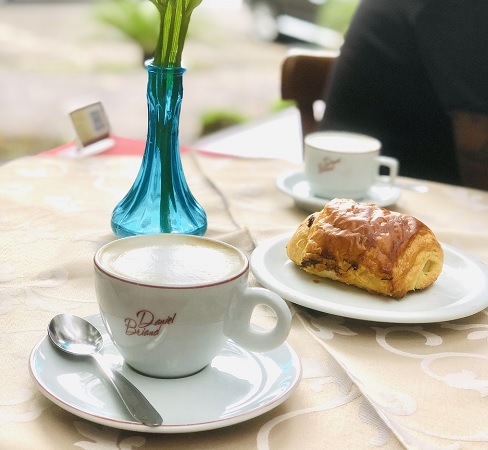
[199,110,248,137]
[0,134,64,163]
[271,99,296,113]
[93,0,204,64]
[93,0,160,62]
[317,0,360,35]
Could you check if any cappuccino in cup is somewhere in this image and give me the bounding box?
[94,234,292,378]
[98,237,244,286]
[304,131,399,199]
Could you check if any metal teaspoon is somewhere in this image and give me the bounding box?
[47,313,163,427]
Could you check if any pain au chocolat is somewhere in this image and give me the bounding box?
[286,199,444,298]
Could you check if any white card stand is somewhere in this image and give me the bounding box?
[58,138,116,158]
[60,102,115,158]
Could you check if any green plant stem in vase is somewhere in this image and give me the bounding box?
[111,0,207,238]
[152,0,203,67]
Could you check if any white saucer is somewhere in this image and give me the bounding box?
[276,171,402,212]
[250,234,488,323]
[29,314,301,433]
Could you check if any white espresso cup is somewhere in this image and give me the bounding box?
[304,131,399,199]
[94,234,292,378]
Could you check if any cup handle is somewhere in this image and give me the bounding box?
[224,287,292,352]
[376,155,399,186]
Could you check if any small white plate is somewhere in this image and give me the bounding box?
[276,171,402,212]
[250,234,488,323]
[29,314,301,433]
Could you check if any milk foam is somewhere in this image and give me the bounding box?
[98,237,245,286]
[307,131,380,154]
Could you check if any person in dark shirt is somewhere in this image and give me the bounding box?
[319,0,488,190]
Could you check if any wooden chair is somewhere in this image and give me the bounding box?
[281,49,339,139]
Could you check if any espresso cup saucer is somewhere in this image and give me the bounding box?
[276,171,402,213]
[29,314,301,434]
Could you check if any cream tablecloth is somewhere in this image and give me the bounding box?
[1,149,488,450]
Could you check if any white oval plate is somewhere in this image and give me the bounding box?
[29,314,301,433]
[276,171,402,212]
[251,234,488,323]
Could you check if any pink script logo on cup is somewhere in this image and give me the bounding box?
[124,310,177,337]
[318,157,341,173]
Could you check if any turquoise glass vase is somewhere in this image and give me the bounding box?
[111,62,207,238]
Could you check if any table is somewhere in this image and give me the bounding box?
[1,138,488,449]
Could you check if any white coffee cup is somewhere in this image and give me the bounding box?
[304,131,399,199]
[94,234,292,378]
